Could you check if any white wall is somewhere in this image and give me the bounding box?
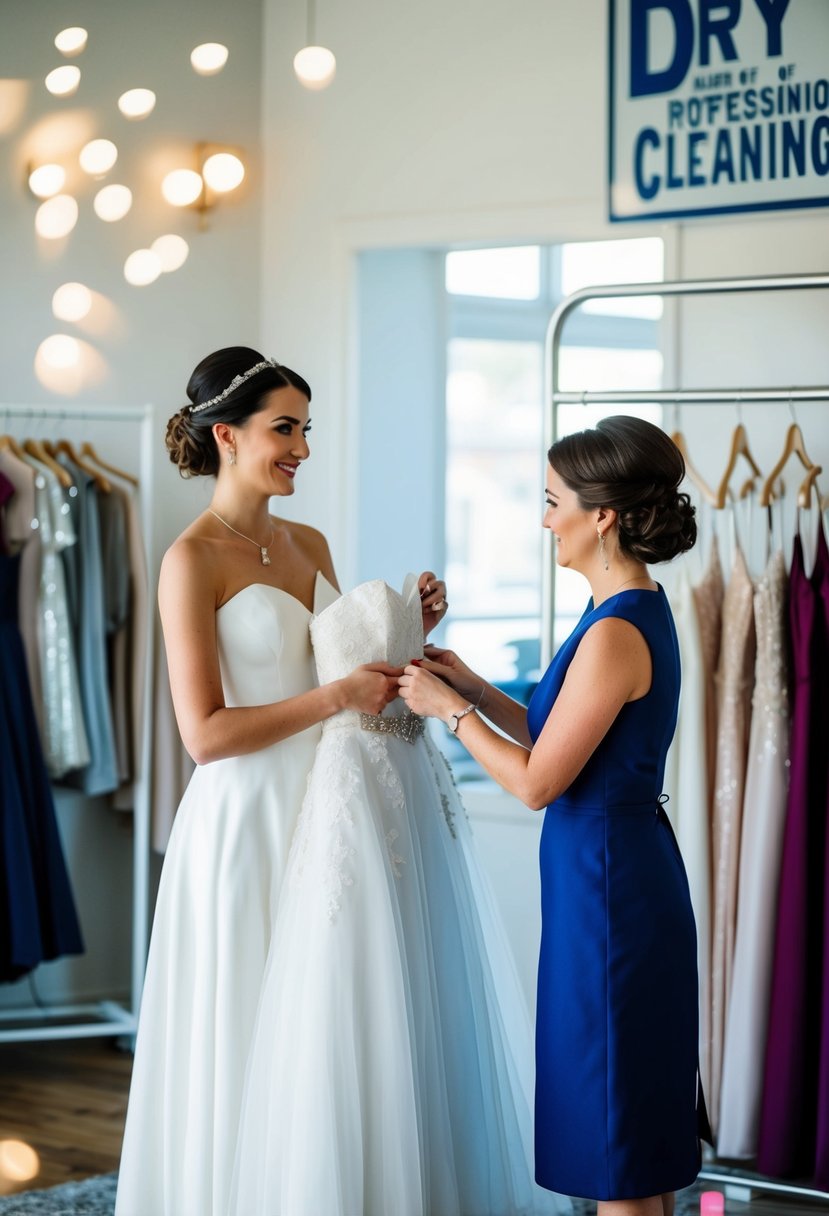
[259,0,829,1006]
[0,0,264,1008]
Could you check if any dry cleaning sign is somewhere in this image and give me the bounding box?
[609,0,829,221]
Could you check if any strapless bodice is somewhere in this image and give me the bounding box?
[215,572,338,708]
[310,575,424,684]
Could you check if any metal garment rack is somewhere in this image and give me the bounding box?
[0,403,154,1045]
[543,271,829,1205]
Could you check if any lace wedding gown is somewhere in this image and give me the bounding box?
[116,576,333,1216]
[231,576,566,1216]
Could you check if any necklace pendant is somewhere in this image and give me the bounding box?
[260,549,271,566]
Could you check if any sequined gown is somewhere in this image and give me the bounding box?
[709,544,755,1136]
[230,577,565,1216]
[717,551,789,1158]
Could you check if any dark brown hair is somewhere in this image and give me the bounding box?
[548,415,696,564]
[166,346,312,478]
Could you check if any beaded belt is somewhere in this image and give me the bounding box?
[360,709,425,745]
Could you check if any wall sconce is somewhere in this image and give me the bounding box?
[35,194,78,239]
[28,163,66,199]
[52,282,92,322]
[118,88,156,119]
[54,28,88,56]
[294,0,336,90]
[161,144,246,228]
[45,65,81,97]
[190,43,229,75]
[80,138,118,176]
[93,183,133,222]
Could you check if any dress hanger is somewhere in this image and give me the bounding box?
[715,407,764,509]
[759,418,823,509]
[669,405,717,507]
[53,437,112,494]
[0,432,27,461]
[79,440,139,487]
[22,437,74,490]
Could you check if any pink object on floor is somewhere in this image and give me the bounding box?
[700,1192,725,1215]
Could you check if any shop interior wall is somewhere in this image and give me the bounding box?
[0,0,263,1008]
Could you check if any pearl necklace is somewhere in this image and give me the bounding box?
[209,508,274,566]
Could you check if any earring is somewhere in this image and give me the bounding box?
[598,528,609,571]
[227,448,236,466]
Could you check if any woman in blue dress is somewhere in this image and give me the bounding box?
[399,416,707,1216]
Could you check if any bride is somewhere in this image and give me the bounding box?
[116,346,564,1216]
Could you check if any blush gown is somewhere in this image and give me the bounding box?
[230,576,567,1216]
[530,586,704,1202]
[115,575,332,1216]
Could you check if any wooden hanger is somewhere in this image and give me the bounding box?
[22,437,74,489]
[54,438,112,494]
[760,423,823,508]
[0,433,27,461]
[715,423,763,509]
[671,430,717,507]
[80,440,139,488]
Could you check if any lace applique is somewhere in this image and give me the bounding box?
[291,728,359,922]
[385,828,404,877]
[424,735,468,838]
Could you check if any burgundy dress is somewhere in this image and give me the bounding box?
[757,525,829,1179]
[814,521,829,1189]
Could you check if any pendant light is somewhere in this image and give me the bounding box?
[293,0,336,90]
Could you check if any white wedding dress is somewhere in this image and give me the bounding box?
[230,576,566,1215]
[116,576,333,1216]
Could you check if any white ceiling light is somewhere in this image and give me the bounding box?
[28,164,66,199]
[39,334,81,369]
[45,65,81,96]
[202,152,244,193]
[93,183,132,222]
[190,43,229,75]
[52,282,92,322]
[118,88,156,119]
[54,27,88,55]
[124,249,163,286]
[293,45,336,89]
[35,194,79,239]
[151,234,190,272]
[161,168,203,206]
[80,139,118,175]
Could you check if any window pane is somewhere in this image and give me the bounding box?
[446,246,540,300]
[560,238,663,319]
[558,346,663,393]
[445,338,543,680]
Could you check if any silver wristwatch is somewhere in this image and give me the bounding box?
[447,703,476,734]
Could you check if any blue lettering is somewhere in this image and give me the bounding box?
[630,0,694,97]
[668,99,684,128]
[781,118,805,177]
[744,87,757,119]
[712,128,736,181]
[813,115,829,175]
[688,131,708,184]
[666,133,685,187]
[760,85,775,117]
[753,0,790,58]
[634,126,662,198]
[726,91,740,121]
[739,124,762,179]
[699,0,740,69]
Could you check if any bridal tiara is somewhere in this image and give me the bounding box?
[189,358,280,414]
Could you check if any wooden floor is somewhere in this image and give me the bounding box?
[0,1038,131,1197]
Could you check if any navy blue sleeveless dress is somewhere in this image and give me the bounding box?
[528,586,702,1201]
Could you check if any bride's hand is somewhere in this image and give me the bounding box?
[398,664,466,721]
[420,645,486,706]
[418,571,448,638]
[339,663,403,715]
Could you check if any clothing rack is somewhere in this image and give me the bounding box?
[0,403,154,1044]
[543,271,829,1205]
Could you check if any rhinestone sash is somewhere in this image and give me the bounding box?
[359,709,425,745]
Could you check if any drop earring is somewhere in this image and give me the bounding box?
[227,448,236,466]
[598,528,609,571]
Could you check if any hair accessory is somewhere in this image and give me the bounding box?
[189,358,279,414]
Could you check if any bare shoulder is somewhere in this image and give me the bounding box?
[278,518,330,557]
[159,532,222,607]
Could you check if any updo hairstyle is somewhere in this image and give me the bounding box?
[166,346,312,478]
[547,416,696,564]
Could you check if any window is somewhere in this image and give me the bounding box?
[441,238,664,782]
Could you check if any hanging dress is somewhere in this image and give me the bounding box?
[757,526,829,1178]
[717,549,790,1159]
[709,542,755,1138]
[809,521,829,1189]
[0,471,84,982]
